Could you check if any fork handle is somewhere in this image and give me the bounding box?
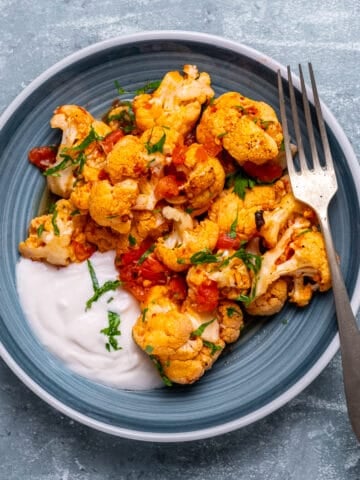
[319,212,360,441]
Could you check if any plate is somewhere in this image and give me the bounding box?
[0,31,359,442]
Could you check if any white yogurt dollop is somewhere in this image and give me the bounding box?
[16,251,163,390]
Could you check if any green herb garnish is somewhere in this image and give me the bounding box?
[221,246,262,274]
[150,356,173,387]
[217,132,228,139]
[191,318,216,338]
[260,119,274,130]
[128,234,137,246]
[145,345,154,354]
[70,209,81,216]
[228,212,238,239]
[114,80,128,95]
[37,224,45,237]
[226,307,238,317]
[86,259,121,310]
[100,311,122,352]
[145,132,166,154]
[135,80,161,95]
[107,101,136,133]
[203,340,223,356]
[137,244,155,265]
[141,308,148,322]
[48,203,60,236]
[70,126,104,153]
[190,249,220,265]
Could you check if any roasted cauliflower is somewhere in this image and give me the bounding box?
[133,65,214,136]
[19,64,333,388]
[155,206,219,271]
[19,199,84,266]
[46,105,111,198]
[88,179,138,234]
[132,286,242,384]
[254,217,331,307]
[196,91,283,166]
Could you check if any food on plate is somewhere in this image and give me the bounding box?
[18,64,332,386]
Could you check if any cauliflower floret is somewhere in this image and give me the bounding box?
[105,135,148,184]
[19,199,80,266]
[186,250,251,301]
[177,143,225,211]
[246,279,288,316]
[88,179,138,234]
[216,300,244,343]
[260,192,314,248]
[254,217,331,306]
[46,105,111,198]
[196,92,283,166]
[129,210,170,247]
[133,65,214,136]
[155,206,219,271]
[132,285,231,384]
[208,183,281,242]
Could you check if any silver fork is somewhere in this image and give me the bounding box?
[278,63,360,441]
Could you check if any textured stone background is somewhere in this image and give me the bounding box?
[0,0,359,479]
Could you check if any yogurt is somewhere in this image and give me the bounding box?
[16,251,163,390]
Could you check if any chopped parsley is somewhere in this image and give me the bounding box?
[260,119,274,130]
[135,80,161,95]
[228,212,238,239]
[48,203,60,236]
[203,340,223,356]
[107,101,136,133]
[221,246,262,274]
[100,311,122,352]
[141,308,149,322]
[150,356,173,387]
[226,306,238,317]
[137,244,155,265]
[37,223,45,237]
[145,345,154,354]
[145,132,166,154]
[70,126,104,153]
[217,131,228,139]
[85,259,121,310]
[191,318,216,338]
[128,234,137,246]
[70,209,81,216]
[226,171,256,200]
[114,80,128,95]
[190,249,220,265]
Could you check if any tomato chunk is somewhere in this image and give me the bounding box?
[216,233,241,250]
[168,275,188,302]
[28,146,57,171]
[100,129,124,154]
[193,280,219,312]
[242,161,283,183]
[154,175,179,199]
[72,241,97,262]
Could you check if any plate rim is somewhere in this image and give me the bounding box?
[1,30,359,442]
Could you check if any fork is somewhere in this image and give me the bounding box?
[277,63,360,441]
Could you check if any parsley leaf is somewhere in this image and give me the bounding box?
[190,249,220,265]
[203,340,223,356]
[48,203,60,236]
[135,80,161,95]
[86,259,121,310]
[150,356,173,387]
[100,311,122,352]
[137,244,155,265]
[191,318,216,338]
[145,132,166,154]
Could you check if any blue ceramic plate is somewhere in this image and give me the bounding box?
[0,31,359,442]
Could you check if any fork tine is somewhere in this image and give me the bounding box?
[287,66,308,172]
[299,64,321,170]
[277,70,296,177]
[308,63,336,174]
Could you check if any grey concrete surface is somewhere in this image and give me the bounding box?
[0,0,359,479]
